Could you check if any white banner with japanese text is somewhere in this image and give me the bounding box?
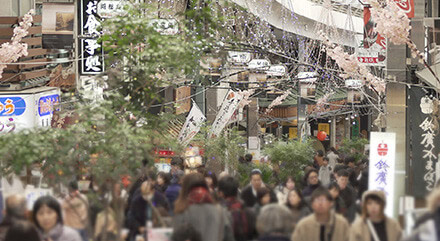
[209,90,242,137]
[369,132,396,217]
[178,102,206,145]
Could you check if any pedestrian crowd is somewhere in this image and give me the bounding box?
[0,148,439,241]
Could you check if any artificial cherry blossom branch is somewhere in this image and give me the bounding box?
[368,0,440,85]
[265,90,291,115]
[321,33,386,94]
[0,9,34,79]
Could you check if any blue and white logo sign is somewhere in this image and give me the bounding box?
[38,94,60,117]
[0,97,26,116]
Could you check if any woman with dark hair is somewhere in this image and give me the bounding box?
[254,187,276,217]
[172,173,234,241]
[156,172,171,193]
[285,188,311,230]
[301,169,321,204]
[32,196,82,241]
[275,176,296,205]
[5,220,41,241]
[203,171,218,193]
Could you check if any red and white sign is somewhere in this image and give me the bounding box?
[393,0,414,18]
[378,143,388,156]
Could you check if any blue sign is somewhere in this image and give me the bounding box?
[0,97,26,116]
[38,94,60,117]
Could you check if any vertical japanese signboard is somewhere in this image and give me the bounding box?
[408,87,440,197]
[359,7,387,66]
[80,0,104,75]
[369,132,396,217]
[178,102,206,146]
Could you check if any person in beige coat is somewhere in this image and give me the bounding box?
[291,186,350,241]
[349,190,402,241]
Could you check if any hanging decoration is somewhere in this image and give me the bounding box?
[317,131,327,141]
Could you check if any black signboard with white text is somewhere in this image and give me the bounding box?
[408,87,440,197]
[79,0,104,75]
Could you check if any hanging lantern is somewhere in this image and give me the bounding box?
[345,79,364,104]
[298,72,318,99]
[317,131,327,141]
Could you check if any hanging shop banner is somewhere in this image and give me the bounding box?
[359,7,386,67]
[408,87,440,197]
[210,90,243,137]
[42,3,75,49]
[369,132,396,217]
[97,1,125,18]
[178,102,206,145]
[393,0,414,18]
[79,0,104,75]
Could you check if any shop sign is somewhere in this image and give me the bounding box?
[80,0,104,74]
[97,1,125,18]
[369,132,396,217]
[298,72,318,83]
[38,94,60,117]
[0,97,26,116]
[227,51,251,65]
[408,87,440,197]
[248,59,270,70]
[210,90,242,137]
[266,65,287,76]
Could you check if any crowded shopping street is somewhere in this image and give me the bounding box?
[0,0,439,240]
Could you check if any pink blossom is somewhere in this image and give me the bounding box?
[238,89,255,108]
[315,92,333,113]
[265,90,291,114]
[322,33,386,94]
[0,10,34,79]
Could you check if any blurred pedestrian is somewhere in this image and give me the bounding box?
[171,223,202,241]
[337,169,357,223]
[4,220,41,241]
[62,181,89,241]
[285,188,310,230]
[327,147,339,170]
[302,169,321,204]
[204,171,218,194]
[172,173,234,241]
[155,172,171,193]
[218,175,257,241]
[403,184,440,241]
[319,158,333,187]
[32,196,82,241]
[165,170,184,215]
[242,169,276,208]
[313,150,325,169]
[275,176,296,205]
[0,194,27,241]
[254,187,276,216]
[256,204,294,241]
[349,190,401,241]
[126,180,169,241]
[328,182,346,216]
[292,186,350,241]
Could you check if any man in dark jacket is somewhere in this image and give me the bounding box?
[241,169,277,208]
[0,194,27,241]
[337,169,357,223]
[218,175,257,241]
[126,180,169,241]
